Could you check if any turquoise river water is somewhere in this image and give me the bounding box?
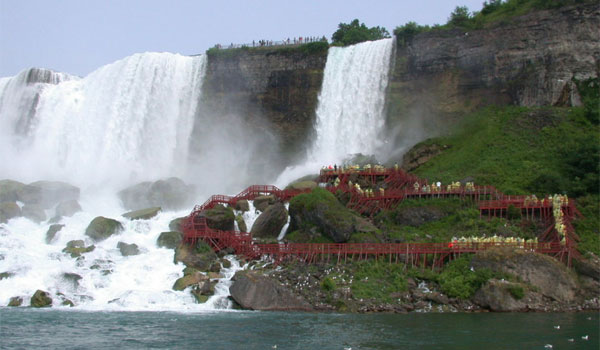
[0,309,598,349]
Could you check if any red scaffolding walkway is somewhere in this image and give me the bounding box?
[182,167,581,267]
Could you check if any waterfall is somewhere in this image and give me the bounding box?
[275,38,394,186]
[0,53,206,188]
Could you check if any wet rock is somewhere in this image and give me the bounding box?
[401,143,448,172]
[229,271,313,311]
[30,290,52,307]
[471,247,578,302]
[45,224,65,244]
[85,216,123,242]
[473,279,527,312]
[61,299,75,307]
[221,258,232,269]
[202,204,235,231]
[169,217,186,232]
[426,292,450,305]
[27,181,80,208]
[174,242,218,271]
[0,179,24,202]
[61,273,82,288]
[235,214,247,232]
[54,199,82,218]
[253,195,275,212]
[156,231,183,249]
[8,296,23,307]
[117,242,140,256]
[118,177,195,211]
[122,207,161,220]
[234,199,249,212]
[22,204,46,223]
[63,240,95,258]
[0,201,21,223]
[251,202,288,238]
[172,271,209,291]
[0,271,15,280]
[574,253,600,281]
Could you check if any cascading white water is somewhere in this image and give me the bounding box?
[0,53,254,311]
[275,38,394,186]
[0,53,205,188]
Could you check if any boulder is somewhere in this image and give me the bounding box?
[54,199,82,218]
[27,181,80,208]
[203,204,235,231]
[288,188,377,243]
[229,271,312,311]
[122,207,161,220]
[156,231,183,249]
[172,271,209,291]
[85,216,123,242]
[45,224,64,244]
[63,240,95,258]
[30,290,52,307]
[118,178,195,211]
[8,296,23,307]
[169,217,186,232]
[286,180,317,191]
[117,242,140,256]
[473,279,527,312]
[471,247,578,302]
[574,253,600,281]
[235,214,247,232]
[253,195,275,212]
[0,201,21,223]
[234,199,250,212]
[401,143,448,172]
[21,204,46,223]
[174,242,218,271]
[61,273,82,288]
[0,271,15,280]
[251,202,288,238]
[0,179,24,202]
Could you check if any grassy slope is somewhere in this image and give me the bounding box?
[409,106,599,255]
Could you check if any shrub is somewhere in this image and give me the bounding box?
[438,255,494,299]
[507,284,525,300]
[331,19,390,46]
[321,277,336,291]
[507,204,522,220]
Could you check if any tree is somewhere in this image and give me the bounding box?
[331,19,391,46]
[448,6,471,27]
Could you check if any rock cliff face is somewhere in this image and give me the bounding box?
[387,3,599,126]
[196,48,326,163]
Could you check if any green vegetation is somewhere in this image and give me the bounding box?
[206,41,328,58]
[331,19,390,46]
[321,277,336,291]
[394,0,595,46]
[507,284,525,300]
[412,106,599,197]
[374,198,537,243]
[572,195,600,256]
[350,260,407,302]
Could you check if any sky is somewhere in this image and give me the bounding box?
[0,0,487,77]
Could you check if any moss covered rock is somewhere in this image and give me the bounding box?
[169,217,186,232]
[157,231,183,249]
[174,242,218,271]
[85,216,123,242]
[234,199,250,212]
[117,242,140,256]
[122,207,161,220]
[203,204,235,231]
[0,272,15,280]
[8,296,23,307]
[172,272,209,291]
[27,181,80,208]
[253,195,275,212]
[30,290,52,307]
[0,179,24,202]
[0,201,21,223]
[286,180,317,191]
[62,240,95,258]
[235,214,247,232]
[45,224,64,244]
[251,202,288,238]
[288,188,377,243]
